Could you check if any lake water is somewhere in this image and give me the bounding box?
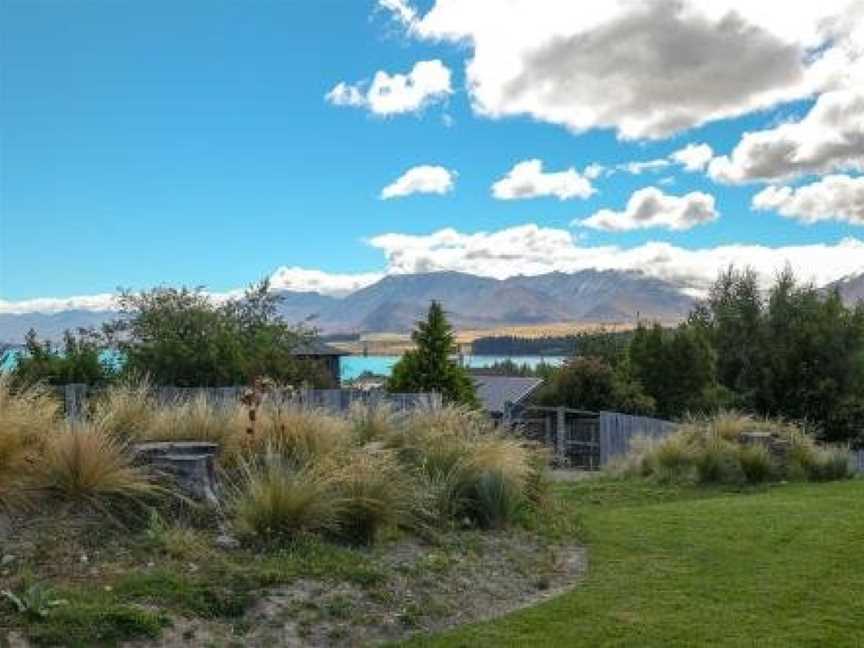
[0,348,565,381]
[341,355,565,381]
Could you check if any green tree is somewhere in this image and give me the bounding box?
[12,328,113,386]
[629,322,722,418]
[387,301,478,406]
[537,355,655,415]
[103,280,331,387]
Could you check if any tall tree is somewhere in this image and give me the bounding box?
[387,301,478,406]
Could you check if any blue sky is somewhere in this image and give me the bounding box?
[1,0,862,310]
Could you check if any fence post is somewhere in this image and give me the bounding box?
[556,407,566,462]
[65,383,88,422]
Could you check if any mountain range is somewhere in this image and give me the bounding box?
[3,269,863,344]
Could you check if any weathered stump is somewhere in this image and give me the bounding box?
[134,442,221,506]
[740,432,790,460]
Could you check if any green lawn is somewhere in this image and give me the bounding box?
[407,478,864,647]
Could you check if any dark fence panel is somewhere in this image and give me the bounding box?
[58,384,441,418]
[597,412,677,466]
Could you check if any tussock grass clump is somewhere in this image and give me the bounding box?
[92,380,157,441]
[33,422,159,508]
[148,395,242,445]
[231,452,343,541]
[239,404,352,467]
[614,411,852,486]
[349,401,397,444]
[0,377,60,509]
[325,448,411,544]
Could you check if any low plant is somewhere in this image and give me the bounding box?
[91,379,156,441]
[349,401,396,444]
[231,451,344,542]
[32,421,160,510]
[2,583,67,620]
[326,448,411,544]
[0,377,59,509]
[614,413,852,486]
[238,404,352,467]
[143,509,211,560]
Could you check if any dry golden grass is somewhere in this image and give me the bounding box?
[33,421,159,507]
[0,376,60,509]
[92,380,157,441]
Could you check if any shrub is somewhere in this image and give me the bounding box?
[694,437,743,485]
[349,402,396,444]
[737,445,777,483]
[231,452,343,542]
[33,422,159,509]
[326,449,411,544]
[0,377,60,509]
[238,404,352,468]
[614,413,852,486]
[148,395,242,445]
[92,380,157,441]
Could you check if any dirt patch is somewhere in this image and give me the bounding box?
[126,532,585,647]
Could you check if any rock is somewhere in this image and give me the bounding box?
[1,554,16,567]
[215,534,241,551]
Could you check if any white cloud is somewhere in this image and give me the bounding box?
[0,294,119,316]
[369,224,864,296]
[620,159,671,175]
[6,227,864,313]
[583,163,605,180]
[382,0,863,139]
[380,165,456,199]
[268,267,382,297]
[491,159,595,200]
[578,188,719,231]
[325,59,452,115]
[752,174,864,225]
[671,143,714,171]
[709,90,864,183]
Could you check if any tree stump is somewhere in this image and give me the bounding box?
[740,432,790,460]
[134,442,221,506]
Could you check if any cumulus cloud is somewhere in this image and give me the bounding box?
[368,224,864,297]
[491,159,595,200]
[578,188,719,231]
[671,143,714,171]
[7,226,864,313]
[380,165,456,199]
[382,0,862,139]
[325,59,452,115]
[752,174,864,225]
[709,90,864,183]
[0,294,119,316]
[267,267,382,297]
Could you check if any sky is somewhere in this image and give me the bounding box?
[1,0,863,313]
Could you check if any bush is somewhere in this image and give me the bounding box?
[240,404,352,468]
[615,413,851,486]
[0,377,60,509]
[231,453,343,542]
[33,422,159,509]
[737,445,777,484]
[326,449,410,544]
[92,380,157,441]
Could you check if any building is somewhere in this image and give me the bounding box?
[472,375,544,423]
[292,339,347,386]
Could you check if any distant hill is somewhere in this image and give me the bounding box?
[827,272,864,306]
[1,269,700,342]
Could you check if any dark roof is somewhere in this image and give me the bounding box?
[473,375,544,415]
[292,339,348,356]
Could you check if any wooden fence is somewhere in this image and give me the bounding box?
[853,449,864,474]
[59,384,441,419]
[516,406,676,469]
[598,412,678,466]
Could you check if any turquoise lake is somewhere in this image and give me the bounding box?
[0,349,565,381]
[340,355,564,380]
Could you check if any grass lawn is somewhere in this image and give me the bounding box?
[407,478,864,648]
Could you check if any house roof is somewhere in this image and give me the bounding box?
[292,339,348,356]
[473,375,544,415]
